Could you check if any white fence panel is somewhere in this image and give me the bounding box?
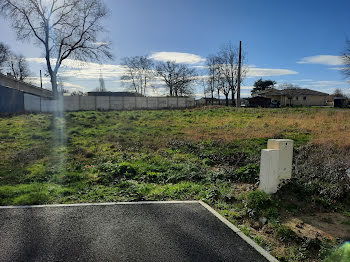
[123,97,136,110]
[80,96,95,111]
[136,97,148,109]
[96,96,110,110]
[147,97,158,109]
[110,97,123,110]
[157,98,168,109]
[24,93,40,112]
[168,97,178,108]
[64,96,80,111]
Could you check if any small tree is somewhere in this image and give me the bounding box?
[333,88,347,98]
[6,53,31,80]
[0,42,9,72]
[206,54,219,104]
[121,56,154,95]
[1,0,112,97]
[251,78,276,96]
[156,61,196,97]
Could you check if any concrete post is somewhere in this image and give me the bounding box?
[267,139,293,180]
[259,149,280,194]
[259,139,294,194]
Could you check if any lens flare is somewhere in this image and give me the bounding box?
[324,242,350,262]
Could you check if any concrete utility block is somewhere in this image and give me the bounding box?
[267,139,293,180]
[259,149,280,194]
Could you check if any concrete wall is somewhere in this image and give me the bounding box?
[0,73,53,98]
[2,93,195,114]
[62,96,195,112]
[24,93,41,112]
[0,85,24,113]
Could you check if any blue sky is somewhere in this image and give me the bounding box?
[0,0,349,97]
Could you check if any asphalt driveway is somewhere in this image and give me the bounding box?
[0,201,274,262]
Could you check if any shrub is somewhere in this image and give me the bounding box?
[94,161,138,184]
[293,144,350,204]
[12,191,49,205]
[233,164,259,183]
[276,225,299,242]
[245,190,271,211]
[244,190,279,218]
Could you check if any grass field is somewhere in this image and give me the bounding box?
[1,106,350,261]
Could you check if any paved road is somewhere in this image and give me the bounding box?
[0,202,270,262]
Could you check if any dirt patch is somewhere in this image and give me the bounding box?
[285,213,350,240]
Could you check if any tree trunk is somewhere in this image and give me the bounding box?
[231,89,235,107]
[50,72,59,98]
[217,90,220,105]
[225,94,229,106]
[211,91,214,105]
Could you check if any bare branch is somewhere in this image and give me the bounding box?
[0,0,112,97]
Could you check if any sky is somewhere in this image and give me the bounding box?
[0,0,350,97]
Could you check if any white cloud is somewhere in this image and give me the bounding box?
[26,57,127,79]
[297,55,343,66]
[150,52,206,64]
[26,76,85,92]
[294,79,313,82]
[298,80,347,88]
[246,66,298,77]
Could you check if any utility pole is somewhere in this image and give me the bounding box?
[40,70,43,88]
[236,41,242,108]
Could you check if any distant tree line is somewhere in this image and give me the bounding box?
[120,55,197,97]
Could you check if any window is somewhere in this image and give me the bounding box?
[303,96,307,100]
[295,96,298,100]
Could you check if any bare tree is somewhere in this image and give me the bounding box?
[1,0,112,97]
[217,42,247,107]
[121,56,154,95]
[70,90,86,96]
[6,53,31,80]
[333,88,347,98]
[0,42,9,72]
[156,61,196,97]
[206,54,219,104]
[215,59,230,106]
[278,83,300,89]
[342,39,350,80]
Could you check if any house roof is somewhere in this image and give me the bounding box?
[258,88,328,97]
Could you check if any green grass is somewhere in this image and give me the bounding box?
[1,107,349,261]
